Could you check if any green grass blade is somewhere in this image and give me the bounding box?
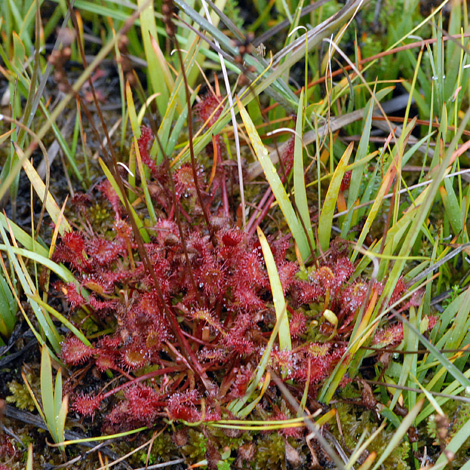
[228,298,288,417]
[15,145,72,236]
[293,90,314,250]
[26,444,33,470]
[257,227,291,353]
[0,245,78,285]
[0,273,17,338]
[41,345,57,442]
[441,178,463,236]
[341,87,394,238]
[318,142,353,252]
[237,97,310,261]
[137,0,168,116]
[29,295,91,346]
[389,307,420,410]
[400,311,470,390]
[53,371,63,430]
[0,214,48,257]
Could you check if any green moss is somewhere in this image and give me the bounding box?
[87,203,113,230]
[181,429,208,462]
[255,434,286,469]
[143,432,177,464]
[6,376,36,412]
[331,402,410,470]
[211,428,253,451]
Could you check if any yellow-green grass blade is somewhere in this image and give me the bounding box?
[26,444,33,470]
[257,227,291,353]
[293,90,314,251]
[41,346,57,442]
[341,87,394,238]
[29,295,91,346]
[0,213,48,258]
[237,97,310,261]
[389,306,420,410]
[400,314,470,390]
[318,142,353,252]
[18,147,71,236]
[440,179,463,236]
[350,118,416,264]
[54,370,67,449]
[0,245,79,285]
[0,12,137,204]
[228,293,288,417]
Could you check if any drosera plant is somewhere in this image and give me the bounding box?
[49,122,433,466]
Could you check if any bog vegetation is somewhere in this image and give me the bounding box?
[1,0,470,469]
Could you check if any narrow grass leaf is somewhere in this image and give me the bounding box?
[134,137,157,224]
[237,97,310,261]
[410,373,444,417]
[257,226,291,352]
[0,273,17,338]
[390,307,420,410]
[38,102,82,182]
[41,346,56,441]
[444,284,470,351]
[29,295,91,346]
[341,96,375,238]
[126,81,140,139]
[0,245,78,285]
[0,129,14,145]
[26,444,33,470]
[318,142,353,252]
[53,371,63,433]
[17,146,71,235]
[137,0,168,116]
[228,297,288,417]
[441,178,463,236]
[150,34,174,94]
[400,314,470,389]
[417,368,470,425]
[293,90,314,250]
[57,394,68,451]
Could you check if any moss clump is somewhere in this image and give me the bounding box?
[255,433,286,469]
[6,376,36,412]
[181,429,208,463]
[331,402,410,470]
